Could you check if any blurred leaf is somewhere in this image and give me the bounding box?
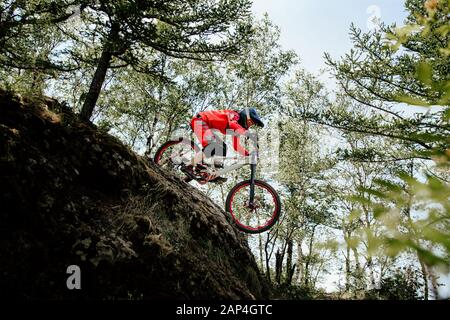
[349,209,362,222]
[394,94,431,107]
[422,227,450,251]
[346,236,360,249]
[384,238,407,257]
[359,187,386,199]
[349,195,372,206]
[414,244,449,268]
[416,61,433,86]
[373,178,403,193]
[373,204,386,219]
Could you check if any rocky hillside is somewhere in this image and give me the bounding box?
[0,90,271,300]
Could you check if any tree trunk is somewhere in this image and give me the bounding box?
[304,225,316,287]
[80,24,119,121]
[264,234,272,283]
[366,256,376,290]
[258,233,264,271]
[295,240,304,285]
[30,71,44,94]
[146,54,166,154]
[419,259,429,300]
[285,240,295,286]
[345,241,351,292]
[343,227,352,292]
[352,247,363,291]
[275,249,282,285]
[428,267,439,299]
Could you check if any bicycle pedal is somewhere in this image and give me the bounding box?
[181,165,197,179]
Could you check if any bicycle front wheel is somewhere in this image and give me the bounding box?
[225,180,281,234]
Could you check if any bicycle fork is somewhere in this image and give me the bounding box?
[249,163,256,207]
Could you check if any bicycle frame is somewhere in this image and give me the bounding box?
[155,131,281,233]
[206,156,246,177]
[165,131,259,206]
[205,138,259,206]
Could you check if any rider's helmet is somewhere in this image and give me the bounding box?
[238,108,265,129]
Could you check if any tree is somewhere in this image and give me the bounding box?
[96,54,212,153]
[267,111,337,289]
[367,267,423,300]
[72,0,253,121]
[309,0,450,161]
[0,0,83,72]
[206,14,298,114]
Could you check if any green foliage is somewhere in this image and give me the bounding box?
[321,0,449,161]
[1,0,255,120]
[2,0,448,300]
[188,15,298,115]
[365,267,424,300]
[387,0,450,106]
[0,1,82,74]
[351,174,449,267]
[349,0,449,271]
[300,1,450,287]
[273,283,326,300]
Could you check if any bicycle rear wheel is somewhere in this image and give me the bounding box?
[225,180,281,234]
[154,138,199,180]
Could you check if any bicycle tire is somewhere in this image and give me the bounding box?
[225,179,281,234]
[153,138,199,182]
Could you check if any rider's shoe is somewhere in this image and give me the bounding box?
[209,176,228,184]
[181,163,207,178]
[181,164,196,178]
[194,163,208,173]
[212,160,224,168]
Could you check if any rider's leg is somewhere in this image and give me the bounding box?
[203,137,227,183]
[207,137,226,168]
[191,149,205,167]
[190,118,214,167]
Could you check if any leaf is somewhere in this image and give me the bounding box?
[423,227,450,251]
[416,61,433,86]
[395,25,421,38]
[384,238,407,257]
[348,195,372,206]
[349,209,362,222]
[397,171,417,185]
[373,178,403,193]
[373,204,387,219]
[414,245,449,268]
[346,236,360,249]
[359,186,388,199]
[439,46,450,57]
[394,94,431,107]
[436,24,450,37]
[443,108,450,121]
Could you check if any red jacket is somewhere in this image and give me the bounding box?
[196,110,249,156]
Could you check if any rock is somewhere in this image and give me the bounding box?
[0,89,271,300]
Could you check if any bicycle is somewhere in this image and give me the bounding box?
[153,132,281,234]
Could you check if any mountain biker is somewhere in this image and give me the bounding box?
[184,108,264,183]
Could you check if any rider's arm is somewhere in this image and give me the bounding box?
[232,135,250,157]
[227,112,250,156]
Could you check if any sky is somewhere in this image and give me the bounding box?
[251,0,408,77]
[250,1,450,298]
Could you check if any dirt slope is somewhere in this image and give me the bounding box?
[0,90,271,300]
